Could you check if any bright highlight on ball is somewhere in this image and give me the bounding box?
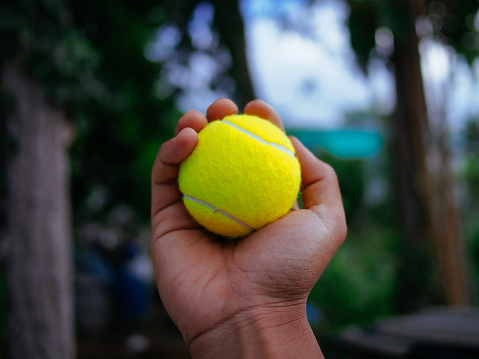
[178,114,301,238]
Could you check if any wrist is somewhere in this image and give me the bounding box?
[188,301,323,359]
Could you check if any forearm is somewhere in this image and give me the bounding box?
[188,302,324,359]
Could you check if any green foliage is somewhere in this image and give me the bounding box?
[308,151,400,331]
[346,0,479,69]
[67,0,179,224]
[308,148,440,331]
[464,157,479,198]
[465,214,479,299]
[319,151,365,223]
[462,118,479,198]
[310,225,400,333]
[462,118,479,298]
[346,0,379,69]
[145,0,259,106]
[0,0,180,227]
[464,118,479,152]
[0,0,98,111]
[440,0,479,64]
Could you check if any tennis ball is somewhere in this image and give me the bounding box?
[178,114,301,238]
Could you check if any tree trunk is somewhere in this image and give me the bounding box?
[3,61,74,359]
[211,0,256,106]
[391,0,470,310]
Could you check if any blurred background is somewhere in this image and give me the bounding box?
[1,0,479,358]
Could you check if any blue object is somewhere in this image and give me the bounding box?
[291,129,383,159]
[306,302,322,326]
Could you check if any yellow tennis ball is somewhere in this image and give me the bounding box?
[178,114,301,238]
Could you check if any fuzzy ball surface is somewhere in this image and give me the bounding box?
[178,114,301,238]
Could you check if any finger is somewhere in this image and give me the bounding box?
[206,98,238,121]
[175,110,209,136]
[161,127,198,165]
[151,127,198,222]
[290,136,344,216]
[291,136,347,247]
[243,99,284,131]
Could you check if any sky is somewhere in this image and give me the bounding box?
[147,0,479,133]
[242,0,393,129]
[241,0,479,131]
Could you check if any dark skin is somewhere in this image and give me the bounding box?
[151,98,347,358]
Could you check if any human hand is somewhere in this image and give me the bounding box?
[151,98,347,358]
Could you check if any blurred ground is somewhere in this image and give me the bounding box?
[76,299,190,359]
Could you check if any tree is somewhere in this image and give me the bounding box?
[1,1,91,356]
[154,0,255,107]
[209,0,256,104]
[347,0,478,309]
[1,0,176,357]
[3,61,74,359]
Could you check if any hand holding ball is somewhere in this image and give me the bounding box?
[178,114,301,238]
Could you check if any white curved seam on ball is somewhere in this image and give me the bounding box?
[183,194,254,231]
[221,120,295,157]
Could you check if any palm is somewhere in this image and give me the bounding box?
[151,99,346,346]
[153,210,329,343]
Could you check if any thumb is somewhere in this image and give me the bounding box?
[290,136,346,226]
